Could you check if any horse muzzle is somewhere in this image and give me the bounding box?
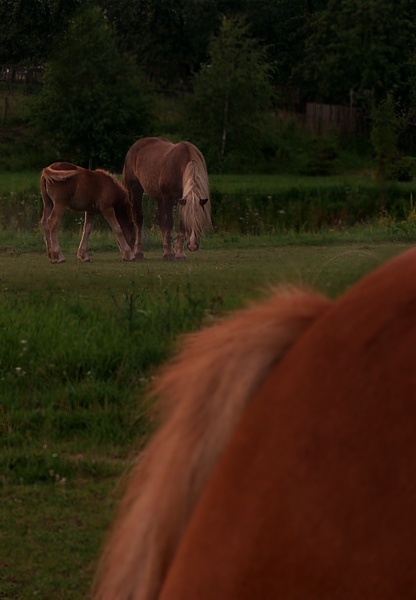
[187,231,200,252]
[187,241,199,252]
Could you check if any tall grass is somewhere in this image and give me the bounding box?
[1,238,411,599]
[2,171,416,237]
[1,281,211,463]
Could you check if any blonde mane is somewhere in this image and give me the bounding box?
[93,287,330,600]
[181,160,212,237]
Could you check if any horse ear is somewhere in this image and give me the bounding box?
[178,198,187,205]
[200,198,208,206]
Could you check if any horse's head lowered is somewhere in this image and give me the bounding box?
[180,160,212,252]
[177,196,210,251]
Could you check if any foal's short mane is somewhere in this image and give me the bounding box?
[96,169,127,193]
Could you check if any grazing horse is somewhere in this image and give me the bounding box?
[122,137,212,261]
[93,247,416,600]
[40,162,136,263]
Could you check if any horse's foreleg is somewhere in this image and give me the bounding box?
[47,204,66,263]
[77,211,95,262]
[127,181,144,259]
[158,199,175,261]
[175,217,187,262]
[101,208,136,261]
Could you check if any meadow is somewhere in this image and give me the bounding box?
[1,171,416,598]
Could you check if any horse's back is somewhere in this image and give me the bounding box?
[123,137,205,198]
[41,163,124,212]
[159,247,416,599]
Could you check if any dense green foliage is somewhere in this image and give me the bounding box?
[2,0,415,108]
[1,0,416,172]
[370,94,406,180]
[31,5,153,169]
[184,16,275,171]
[294,0,416,108]
[0,0,84,64]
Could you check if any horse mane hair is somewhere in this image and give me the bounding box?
[93,286,331,600]
[181,159,212,236]
[96,169,128,194]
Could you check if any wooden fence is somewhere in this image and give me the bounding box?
[302,102,364,135]
[0,65,44,85]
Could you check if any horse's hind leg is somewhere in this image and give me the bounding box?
[175,216,187,261]
[158,199,175,261]
[124,177,145,259]
[101,207,136,261]
[40,175,54,258]
[41,202,53,259]
[77,211,95,262]
[47,203,66,263]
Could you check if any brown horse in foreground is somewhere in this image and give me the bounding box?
[40,162,136,263]
[94,247,416,599]
[122,137,212,261]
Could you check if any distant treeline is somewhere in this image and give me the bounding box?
[1,0,416,112]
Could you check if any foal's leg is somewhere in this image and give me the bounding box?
[47,203,67,263]
[157,198,175,261]
[41,198,54,259]
[40,176,54,258]
[101,207,136,261]
[77,211,95,262]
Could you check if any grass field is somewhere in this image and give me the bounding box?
[1,171,416,598]
[0,230,413,599]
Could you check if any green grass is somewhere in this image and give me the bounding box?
[0,169,378,195]
[0,171,40,194]
[0,235,413,598]
[209,172,377,193]
[1,171,416,598]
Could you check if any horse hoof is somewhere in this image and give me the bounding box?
[163,254,175,262]
[175,255,187,262]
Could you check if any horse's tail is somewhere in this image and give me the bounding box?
[93,287,331,600]
[40,171,52,207]
[41,165,78,185]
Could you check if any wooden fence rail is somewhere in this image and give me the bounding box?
[303,102,364,135]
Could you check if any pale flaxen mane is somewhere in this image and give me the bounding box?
[93,287,331,600]
[180,159,212,238]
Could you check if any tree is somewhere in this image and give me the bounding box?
[371,93,404,179]
[0,0,85,64]
[32,5,154,169]
[100,0,220,87]
[185,16,275,172]
[293,0,416,110]
[228,0,326,100]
